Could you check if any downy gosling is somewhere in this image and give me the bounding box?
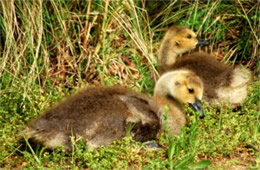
[158,25,250,106]
[23,70,204,151]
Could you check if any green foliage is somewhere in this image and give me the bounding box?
[0,0,259,169]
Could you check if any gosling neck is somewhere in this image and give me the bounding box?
[153,77,187,135]
[159,42,179,66]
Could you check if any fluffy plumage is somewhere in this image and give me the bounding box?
[23,70,204,150]
[158,26,250,106]
[24,87,160,150]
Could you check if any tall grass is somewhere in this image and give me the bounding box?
[0,1,258,90]
[0,0,259,169]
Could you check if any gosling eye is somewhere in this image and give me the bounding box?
[186,34,192,39]
[188,88,194,93]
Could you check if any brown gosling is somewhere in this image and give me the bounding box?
[158,25,250,106]
[22,70,204,151]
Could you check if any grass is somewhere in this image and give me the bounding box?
[0,0,259,169]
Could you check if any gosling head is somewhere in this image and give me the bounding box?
[159,25,208,66]
[154,70,205,119]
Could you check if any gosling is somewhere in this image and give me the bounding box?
[23,70,204,151]
[159,26,250,106]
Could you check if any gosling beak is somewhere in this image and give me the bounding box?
[196,37,209,46]
[189,98,205,119]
